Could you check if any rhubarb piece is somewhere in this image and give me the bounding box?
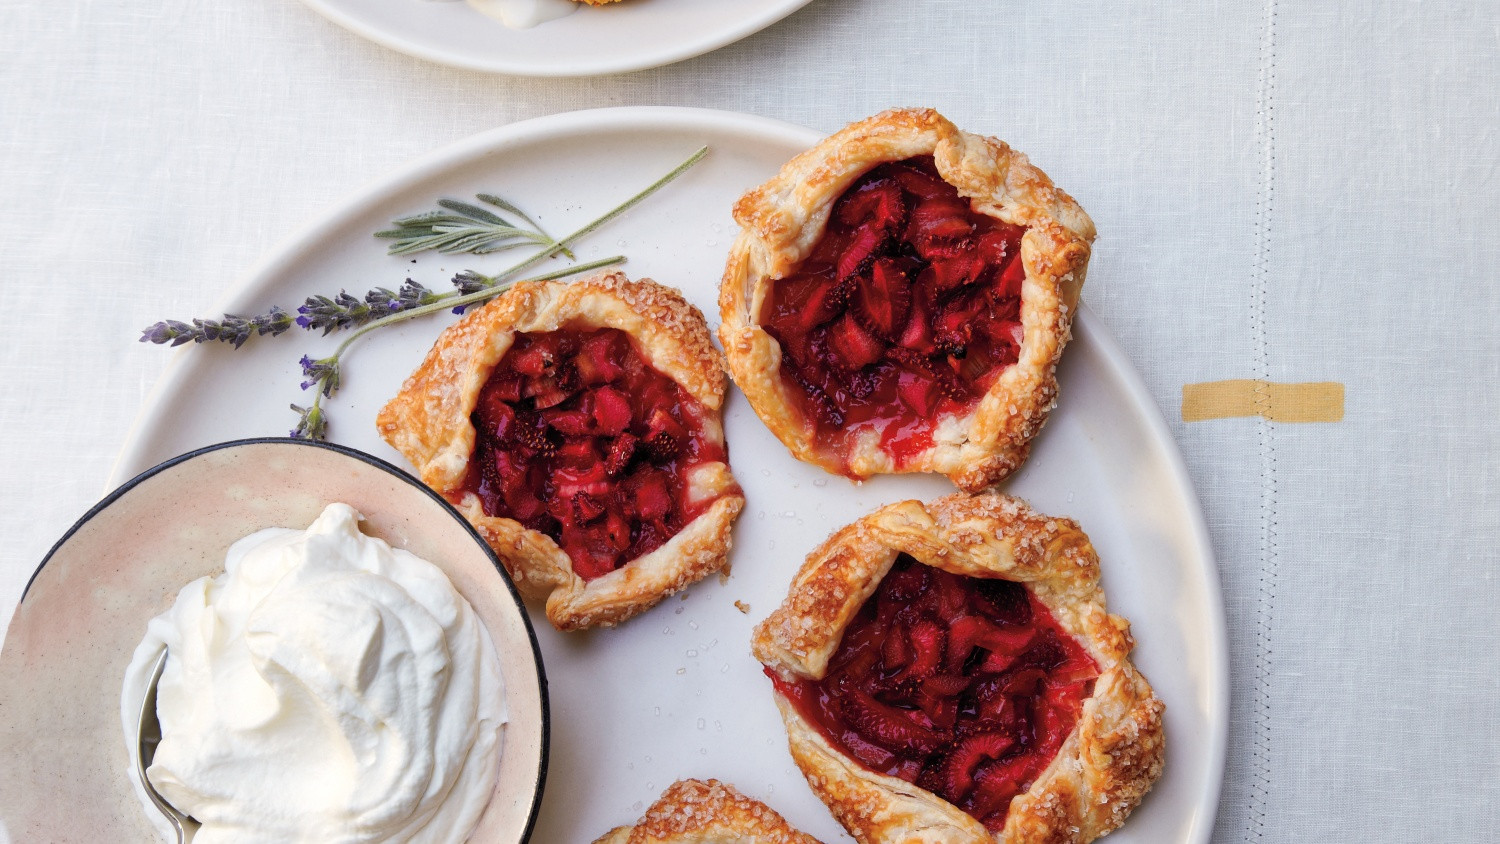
[753,493,1164,843]
[721,108,1095,490]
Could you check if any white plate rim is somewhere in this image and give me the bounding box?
[294,0,817,77]
[113,105,1229,843]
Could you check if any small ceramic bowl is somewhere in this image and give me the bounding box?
[0,438,548,842]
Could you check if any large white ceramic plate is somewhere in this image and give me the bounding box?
[298,0,816,76]
[114,107,1227,843]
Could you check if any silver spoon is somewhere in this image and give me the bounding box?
[136,648,199,843]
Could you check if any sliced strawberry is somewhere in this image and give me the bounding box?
[500,469,546,522]
[944,615,991,673]
[906,619,945,680]
[889,161,952,201]
[603,509,632,552]
[561,527,615,580]
[882,623,912,670]
[944,732,1016,800]
[838,686,943,754]
[928,561,968,614]
[1020,633,1067,671]
[897,372,944,417]
[508,344,556,378]
[603,433,638,477]
[629,519,667,560]
[644,431,680,463]
[916,688,959,731]
[836,222,887,281]
[572,491,606,523]
[999,667,1047,697]
[922,674,972,697]
[786,275,849,334]
[628,470,673,521]
[511,419,555,456]
[974,228,1016,268]
[836,179,907,230]
[906,198,974,260]
[934,301,981,347]
[897,290,936,354]
[919,257,975,297]
[965,758,1029,824]
[591,386,633,436]
[853,258,914,339]
[475,392,516,441]
[974,687,1019,729]
[542,408,592,437]
[827,313,886,370]
[974,616,1036,660]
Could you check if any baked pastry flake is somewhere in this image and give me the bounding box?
[594,778,822,844]
[720,109,1095,491]
[378,271,744,631]
[752,493,1163,842]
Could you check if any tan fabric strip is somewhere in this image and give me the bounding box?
[1181,380,1344,423]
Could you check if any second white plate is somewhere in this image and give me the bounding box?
[298,0,816,76]
[116,107,1227,843]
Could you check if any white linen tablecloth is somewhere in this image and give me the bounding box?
[2,0,1497,840]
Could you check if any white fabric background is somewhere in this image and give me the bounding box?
[2,0,1497,840]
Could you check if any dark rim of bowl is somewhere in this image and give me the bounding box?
[17,436,550,844]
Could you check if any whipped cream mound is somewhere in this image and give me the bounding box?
[122,503,506,844]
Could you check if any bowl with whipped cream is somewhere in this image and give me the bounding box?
[0,438,548,843]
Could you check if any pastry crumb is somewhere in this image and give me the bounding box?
[734,600,750,614]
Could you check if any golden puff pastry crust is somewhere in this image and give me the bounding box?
[593,779,823,844]
[378,270,744,631]
[752,493,1164,844]
[719,108,1096,492]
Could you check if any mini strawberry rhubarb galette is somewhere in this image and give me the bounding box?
[378,271,744,631]
[753,493,1163,843]
[720,109,1096,491]
[593,779,822,844]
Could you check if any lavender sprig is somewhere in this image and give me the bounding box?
[375,194,572,257]
[139,307,293,349]
[289,402,327,440]
[297,280,445,334]
[140,145,711,441]
[142,145,708,350]
[298,354,340,397]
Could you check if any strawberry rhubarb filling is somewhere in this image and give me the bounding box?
[760,156,1027,471]
[770,555,1099,831]
[461,326,729,581]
